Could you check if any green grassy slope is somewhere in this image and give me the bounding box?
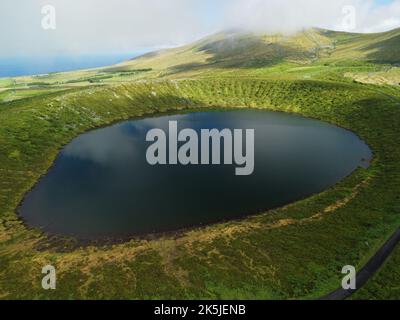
[0,27,399,300]
[352,243,400,300]
[111,28,400,78]
[110,29,335,76]
[0,79,399,299]
[1,28,399,104]
[324,28,400,64]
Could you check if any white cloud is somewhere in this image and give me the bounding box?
[225,0,400,34]
[0,0,399,56]
[0,0,211,56]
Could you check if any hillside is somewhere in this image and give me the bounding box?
[108,27,400,78]
[1,78,400,299]
[0,25,400,300]
[107,28,336,76]
[1,27,399,104]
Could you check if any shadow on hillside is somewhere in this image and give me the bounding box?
[365,34,400,65]
[169,35,314,74]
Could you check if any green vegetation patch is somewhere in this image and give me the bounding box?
[0,79,399,299]
[352,243,400,300]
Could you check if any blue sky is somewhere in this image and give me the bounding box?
[375,0,394,5]
[0,0,399,56]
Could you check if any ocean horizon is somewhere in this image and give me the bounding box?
[0,51,149,78]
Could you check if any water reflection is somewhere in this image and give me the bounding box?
[19,110,372,239]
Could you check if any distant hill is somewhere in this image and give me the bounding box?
[100,27,400,77]
[322,27,400,64]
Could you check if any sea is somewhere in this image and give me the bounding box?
[0,51,149,78]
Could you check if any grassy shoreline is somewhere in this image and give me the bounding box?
[1,79,399,299]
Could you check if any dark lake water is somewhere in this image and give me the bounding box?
[19,110,372,240]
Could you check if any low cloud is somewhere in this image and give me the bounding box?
[0,0,399,56]
[0,0,210,56]
[225,0,400,34]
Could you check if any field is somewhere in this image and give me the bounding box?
[0,28,400,299]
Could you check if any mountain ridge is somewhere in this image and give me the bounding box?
[108,27,400,77]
